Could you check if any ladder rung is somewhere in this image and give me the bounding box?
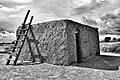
[13,46,21,48]
[11,52,19,54]
[21,23,29,26]
[7,58,15,61]
[17,34,26,36]
[17,31,27,36]
[6,10,33,65]
[15,39,24,42]
[20,28,28,31]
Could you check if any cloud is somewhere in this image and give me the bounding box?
[98,8,120,35]
[0,0,117,24]
[0,0,33,4]
[0,4,28,33]
[81,16,98,26]
[73,0,110,15]
[97,20,108,29]
[100,12,120,30]
[0,6,17,12]
[0,21,16,33]
[0,31,16,42]
[99,29,110,34]
[11,0,33,3]
[0,4,27,24]
[0,5,26,12]
[27,0,110,22]
[32,0,73,17]
[71,0,92,8]
[27,0,119,20]
[0,0,120,42]
[0,27,16,42]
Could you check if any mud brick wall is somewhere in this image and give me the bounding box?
[65,21,77,64]
[75,23,100,60]
[16,19,99,65]
[17,20,78,65]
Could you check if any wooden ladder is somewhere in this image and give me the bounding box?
[6,10,33,65]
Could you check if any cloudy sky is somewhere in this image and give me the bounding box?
[0,0,120,42]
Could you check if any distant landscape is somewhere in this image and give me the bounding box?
[0,42,12,53]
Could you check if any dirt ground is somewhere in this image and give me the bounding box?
[0,54,120,80]
[71,55,120,70]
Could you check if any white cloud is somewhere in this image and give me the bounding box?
[71,0,92,8]
[0,0,33,3]
[12,0,33,3]
[0,31,16,42]
[114,8,120,15]
[71,0,112,8]
[0,5,26,12]
[31,0,115,18]
[0,6,15,12]
[81,16,98,26]
[0,0,120,43]
[0,13,7,20]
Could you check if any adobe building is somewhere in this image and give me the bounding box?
[16,19,100,65]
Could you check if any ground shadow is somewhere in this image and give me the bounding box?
[28,27,46,63]
[70,55,120,71]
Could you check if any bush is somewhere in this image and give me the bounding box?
[104,37,111,42]
[117,38,120,42]
[102,47,116,52]
[115,47,120,53]
[101,43,120,53]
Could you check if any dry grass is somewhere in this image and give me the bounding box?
[1,42,120,80]
[0,54,120,80]
[0,63,119,80]
[100,42,120,53]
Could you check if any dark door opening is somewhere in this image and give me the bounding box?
[75,31,82,63]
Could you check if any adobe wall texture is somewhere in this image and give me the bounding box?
[17,20,77,65]
[16,19,99,66]
[65,20,99,62]
[75,23,100,60]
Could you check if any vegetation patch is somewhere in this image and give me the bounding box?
[100,43,120,53]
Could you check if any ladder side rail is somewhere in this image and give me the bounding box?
[6,10,30,65]
[13,16,33,65]
[22,10,30,28]
[29,23,45,63]
[6,25,26,65]
[11,10,30,52]
[16,10,30,37]
[26,36,35,62]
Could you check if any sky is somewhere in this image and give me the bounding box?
[0,0,120,42]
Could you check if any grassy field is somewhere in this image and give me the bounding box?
[0,61,120,80]
[0,43,120,80]
[100,42,120,53]
[0,54,120,79]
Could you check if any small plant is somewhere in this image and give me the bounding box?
[101,43,120,53]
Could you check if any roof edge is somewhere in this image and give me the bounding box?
[32,19,98,30]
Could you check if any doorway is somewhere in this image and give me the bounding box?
[75,30,82,63]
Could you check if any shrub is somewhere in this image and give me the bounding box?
[101,43,120,53]
[104,37,111,42]
[115,47,120,53]
[101,47,116,52]
[117,38,120,42]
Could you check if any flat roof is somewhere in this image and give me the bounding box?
[33,19,98,30]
